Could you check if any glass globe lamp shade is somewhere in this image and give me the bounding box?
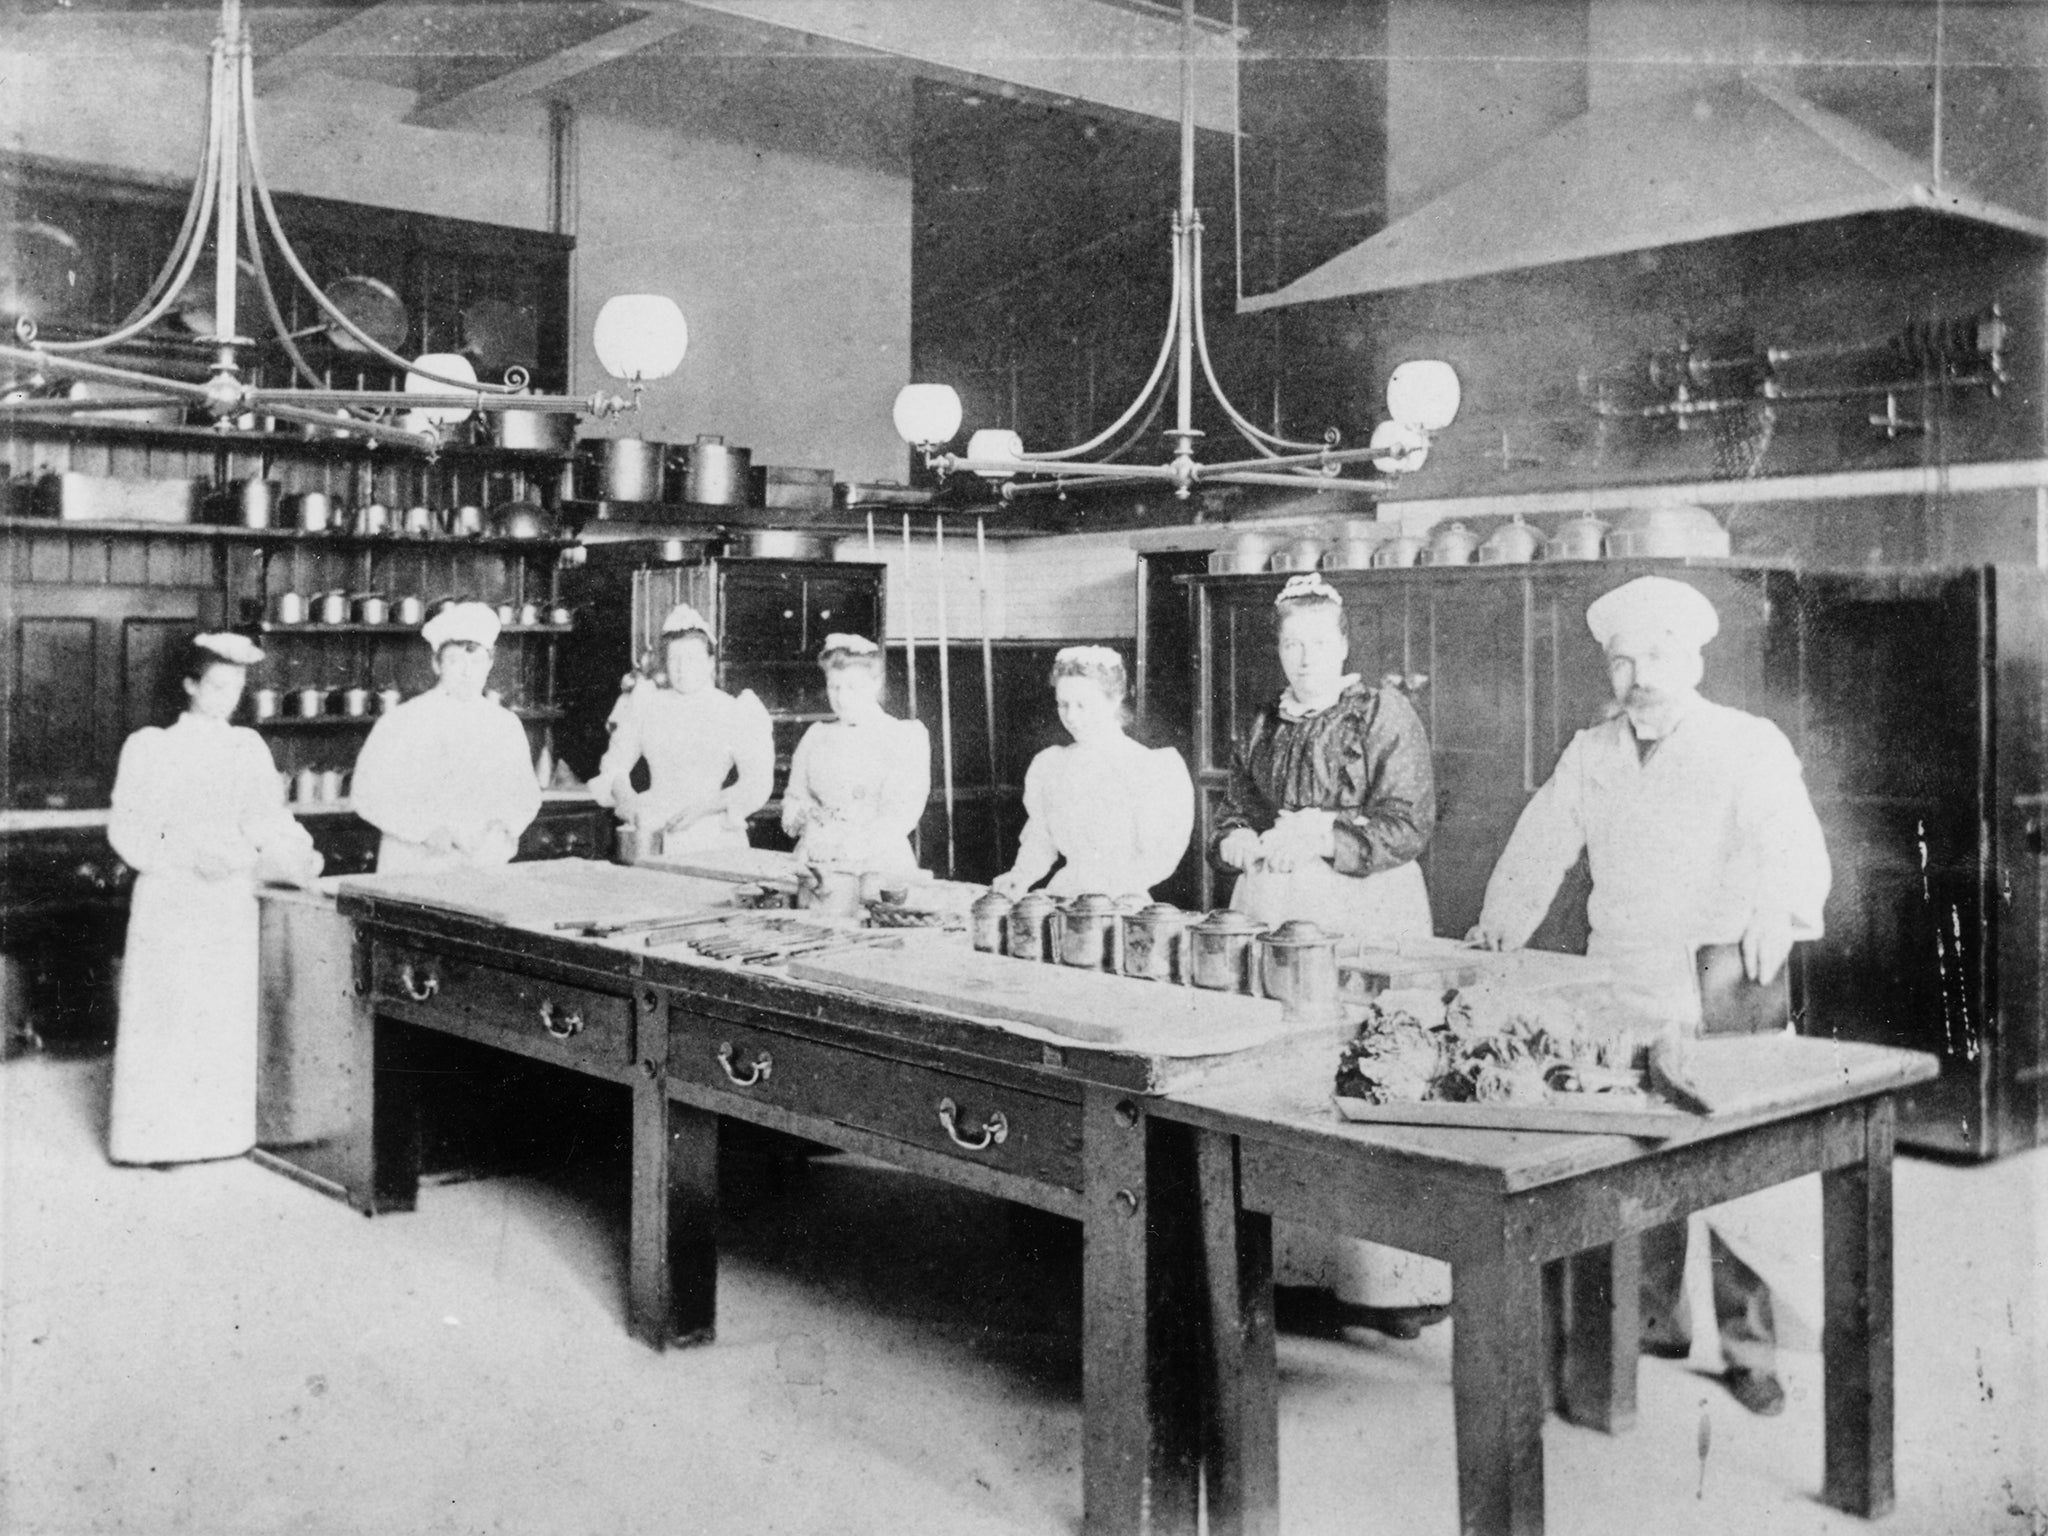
[966,427,1026,479]
[891,383,963,446]
[402,352,478,429]
[592,294,689,382]
[1386,360,1461,434]
[1368,418,1430,474]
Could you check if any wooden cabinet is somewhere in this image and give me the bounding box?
[1188,560,2047,1158]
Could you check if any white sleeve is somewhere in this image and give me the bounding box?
[1478,732,1591,947]
[1742,723,1832,939]
[780,725,822,839]
[235,731,315,862]
[589,683,649,810]
[878,719,933,841]
[107,730,207,875]
[720,690,776,824]
[477,708,543,840]
[348,711,434,844]
[1002,749,1061,890]
[1133,747,1196,891]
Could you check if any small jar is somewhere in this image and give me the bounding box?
[1120,903,1190,984]
[971,889,1014,955]
[1006,892,1061,963]
[1187,908,1267,994]
[1057,893,1122,972]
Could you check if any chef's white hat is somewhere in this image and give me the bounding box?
[1586,576,1719,652]
[422,600,501,651]
[660,603,712,639]
[193,631,265,667]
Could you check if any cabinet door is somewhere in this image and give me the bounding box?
[802,569,880,654]
[1,583,217,809]
[718,567,807,660]
[1420,576,1527,937]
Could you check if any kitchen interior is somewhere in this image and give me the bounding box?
[2,2,2044,1534]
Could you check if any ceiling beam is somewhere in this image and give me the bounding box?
[253,0,425,95]
[407,9,694,127]
[672,0,1239,133]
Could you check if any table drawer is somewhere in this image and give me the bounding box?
[670,1015,1082,1191]
[371,942,633,1074]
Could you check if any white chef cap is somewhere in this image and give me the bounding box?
[1274,572,1342,609]
[421,600,501,651]
[1586,576,1719,652]
[193,631,264,667]
[819,632,879,657]
[659,603,712,639]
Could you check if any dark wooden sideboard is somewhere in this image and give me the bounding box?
[1185,559,2047,1159]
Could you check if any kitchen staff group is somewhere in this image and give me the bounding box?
[104,567,1825,1420]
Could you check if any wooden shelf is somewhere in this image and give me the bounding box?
[255,622,572,636]
[0,517,573,553]
[0,416,578,463]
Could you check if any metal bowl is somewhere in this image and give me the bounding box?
[1607,504,1730,559]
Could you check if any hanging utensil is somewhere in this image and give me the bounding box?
[322,274,409,355]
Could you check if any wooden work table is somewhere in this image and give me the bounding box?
[302,864,1936,1536]
[1152,1034,1938,1536]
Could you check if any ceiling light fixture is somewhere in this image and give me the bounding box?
[890,0,1458,502]
[0,0,682,452]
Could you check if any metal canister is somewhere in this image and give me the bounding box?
[1187,908,1267,994]
[1120,902,1189,984]
[250,688,280,721]
[1257,919,1344,1023]
[970,889,1014,954]
[317,768,346,803]
[341,687,370,717]
[291,767,318,802]
[1006,892,1061,963]
[376,686,403,713]
[1057,893,1122,971]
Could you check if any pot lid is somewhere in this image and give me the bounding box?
[1261,918,1336,948]
[972,887,1015,910]
[1064,893,1121,915]
[1127,902,1189,926]
[1193,907,1266,936]
[1011,891,1062,915]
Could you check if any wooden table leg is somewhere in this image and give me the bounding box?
[1452,1232,1549,1536]
[369,1015,422,1214]
[629,987,717,1349]
[1556,1238,1640,1434]
[1080,1089,1202,1536]
[1822,1098,1896,1518]
[1194,1128,1278,1536]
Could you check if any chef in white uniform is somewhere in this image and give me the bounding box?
[1471,574,1832,1415]
[991,646,1193,900]
[106,632,323,1165]
[350,601,542,874]
[781,634,930,875]
[591,603,774,857]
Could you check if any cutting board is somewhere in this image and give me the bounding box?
[338,858,720,930]
[787,945,1286,1053]
[1333,1035,1938,1139]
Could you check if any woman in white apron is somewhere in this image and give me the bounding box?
[106,633,323,1165]
[1211,573,1450,1338]
[350,601,542,875]
[781,635,930,876]
[592,604,774,857]
[991,646,1193,900]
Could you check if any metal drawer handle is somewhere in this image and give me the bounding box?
[399,964,439,1002]
[937,1097,1009,1152]
[538,999,584,1039]
[716,1042,773,1086]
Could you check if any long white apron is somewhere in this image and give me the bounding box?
[1233,856,1452,1309]
[108,869,261,1163]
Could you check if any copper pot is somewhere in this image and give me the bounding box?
[1370,534,1427,569]
[1551,512,1610,561]
[1425,521,1480,566]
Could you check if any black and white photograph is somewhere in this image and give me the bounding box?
[1,1,2042,1532]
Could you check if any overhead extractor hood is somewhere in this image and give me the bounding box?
[1240,76,2048,312]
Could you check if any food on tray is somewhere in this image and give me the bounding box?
[1334,984,1660,1109]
